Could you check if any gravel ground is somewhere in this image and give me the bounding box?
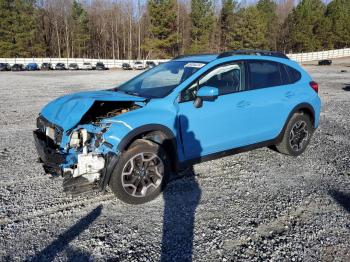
[0,64,349,261]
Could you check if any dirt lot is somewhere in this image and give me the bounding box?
[0,63,349,261]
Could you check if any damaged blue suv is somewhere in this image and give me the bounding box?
[34,50,321,204]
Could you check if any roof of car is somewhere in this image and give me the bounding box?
[173,50,289,63]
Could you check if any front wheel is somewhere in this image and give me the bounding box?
[109,139,169,204]
[275,112,314,156]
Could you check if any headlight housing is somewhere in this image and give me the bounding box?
[69,129,90,148]
[69,131,81,148]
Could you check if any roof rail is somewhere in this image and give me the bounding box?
[173,53,217,60]
[217,50,289,59]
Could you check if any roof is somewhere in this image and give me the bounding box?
[217,50,289,59]
[172,50,289,63]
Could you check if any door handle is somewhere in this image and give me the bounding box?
[285,91,295,98]
[237,100,251,108]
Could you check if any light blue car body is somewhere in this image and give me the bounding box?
[39,54,321,170]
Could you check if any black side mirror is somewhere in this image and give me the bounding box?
[193,97,203,108]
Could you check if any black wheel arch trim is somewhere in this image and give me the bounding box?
[117,124,179,171]
[278,103,315,139]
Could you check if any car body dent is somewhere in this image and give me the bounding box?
[40,90,146,130]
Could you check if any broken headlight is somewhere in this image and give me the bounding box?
[69,129,90,148]
[37,116,63,145]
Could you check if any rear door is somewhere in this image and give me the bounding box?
[242,60,298,143]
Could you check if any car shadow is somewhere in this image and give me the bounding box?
[159,115,202,261]
[342,84,350,91]
[29,205,102,261]
[329,190,350,213]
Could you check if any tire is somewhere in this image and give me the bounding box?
[275,112,314,156]
[109,139,170,204]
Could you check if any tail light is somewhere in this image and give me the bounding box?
[309,81,319,93]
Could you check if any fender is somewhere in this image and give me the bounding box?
[117,124,179,170]
[276,102,316,143]
[117,124,176,151]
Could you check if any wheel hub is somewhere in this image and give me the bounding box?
[289,120,309,152]
[121,152,164,198]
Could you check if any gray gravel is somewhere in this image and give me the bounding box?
[0,65,350,261]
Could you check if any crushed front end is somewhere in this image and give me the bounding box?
[33,99,141,195]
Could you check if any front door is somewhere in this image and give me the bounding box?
[177,61,252,160]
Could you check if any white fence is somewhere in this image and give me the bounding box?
[287,48,350,62]
[1,48,349,67]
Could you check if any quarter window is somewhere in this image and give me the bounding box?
[285,65,301,84]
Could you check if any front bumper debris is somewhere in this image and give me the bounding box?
[33,129,64,176]
[34,128,120,195]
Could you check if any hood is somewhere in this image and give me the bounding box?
[41,90,145,130]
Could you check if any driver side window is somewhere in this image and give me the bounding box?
[181,62,245,102]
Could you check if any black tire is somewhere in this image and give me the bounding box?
[109,139,170,204]
[275,112,314,156]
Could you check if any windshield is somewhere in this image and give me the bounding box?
[115,61,206,98]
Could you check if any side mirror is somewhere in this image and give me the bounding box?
[194,86,218,108]
[197,86,219,101]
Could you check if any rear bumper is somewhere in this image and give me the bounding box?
[33,129,65,175]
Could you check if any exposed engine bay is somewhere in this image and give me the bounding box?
[80,101,140,124]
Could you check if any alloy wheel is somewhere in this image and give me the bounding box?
[289,120,309,152]
[121,152,164,197]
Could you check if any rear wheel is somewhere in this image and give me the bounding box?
[109,139,169,204]
[275,112,314,156]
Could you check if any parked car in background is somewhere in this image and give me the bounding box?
[81,62,93,70]
[95,62,107,70]
[133,61,145,70]
[11,64,25,71]
[146,61,157,69]
[41,63,53,70]
[318,59,332,66]
[69,63,79,70]
[26,63,39,71]
[0,63,11,71]
[122,63,132,70]
[55,63,66,70]
[33,50,321,204]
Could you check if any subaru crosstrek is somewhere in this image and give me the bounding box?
[33,50,321,204]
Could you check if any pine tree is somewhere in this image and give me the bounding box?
[219,0,237,51]
[0,0,15,57]
[144,0,179,58]
[325,0,350,48]
[230,7,267,50]
[188,0,214,53]
[0,0,39,57]
[256,0,278,50]
[71,0,90,57]
[284,0,326,52]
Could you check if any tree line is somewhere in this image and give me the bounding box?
[0,0,349,59]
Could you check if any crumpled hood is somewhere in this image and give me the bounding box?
[41,90,145,130]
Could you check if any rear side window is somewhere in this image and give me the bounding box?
[284,65,301,84]
[248,61,282,90]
